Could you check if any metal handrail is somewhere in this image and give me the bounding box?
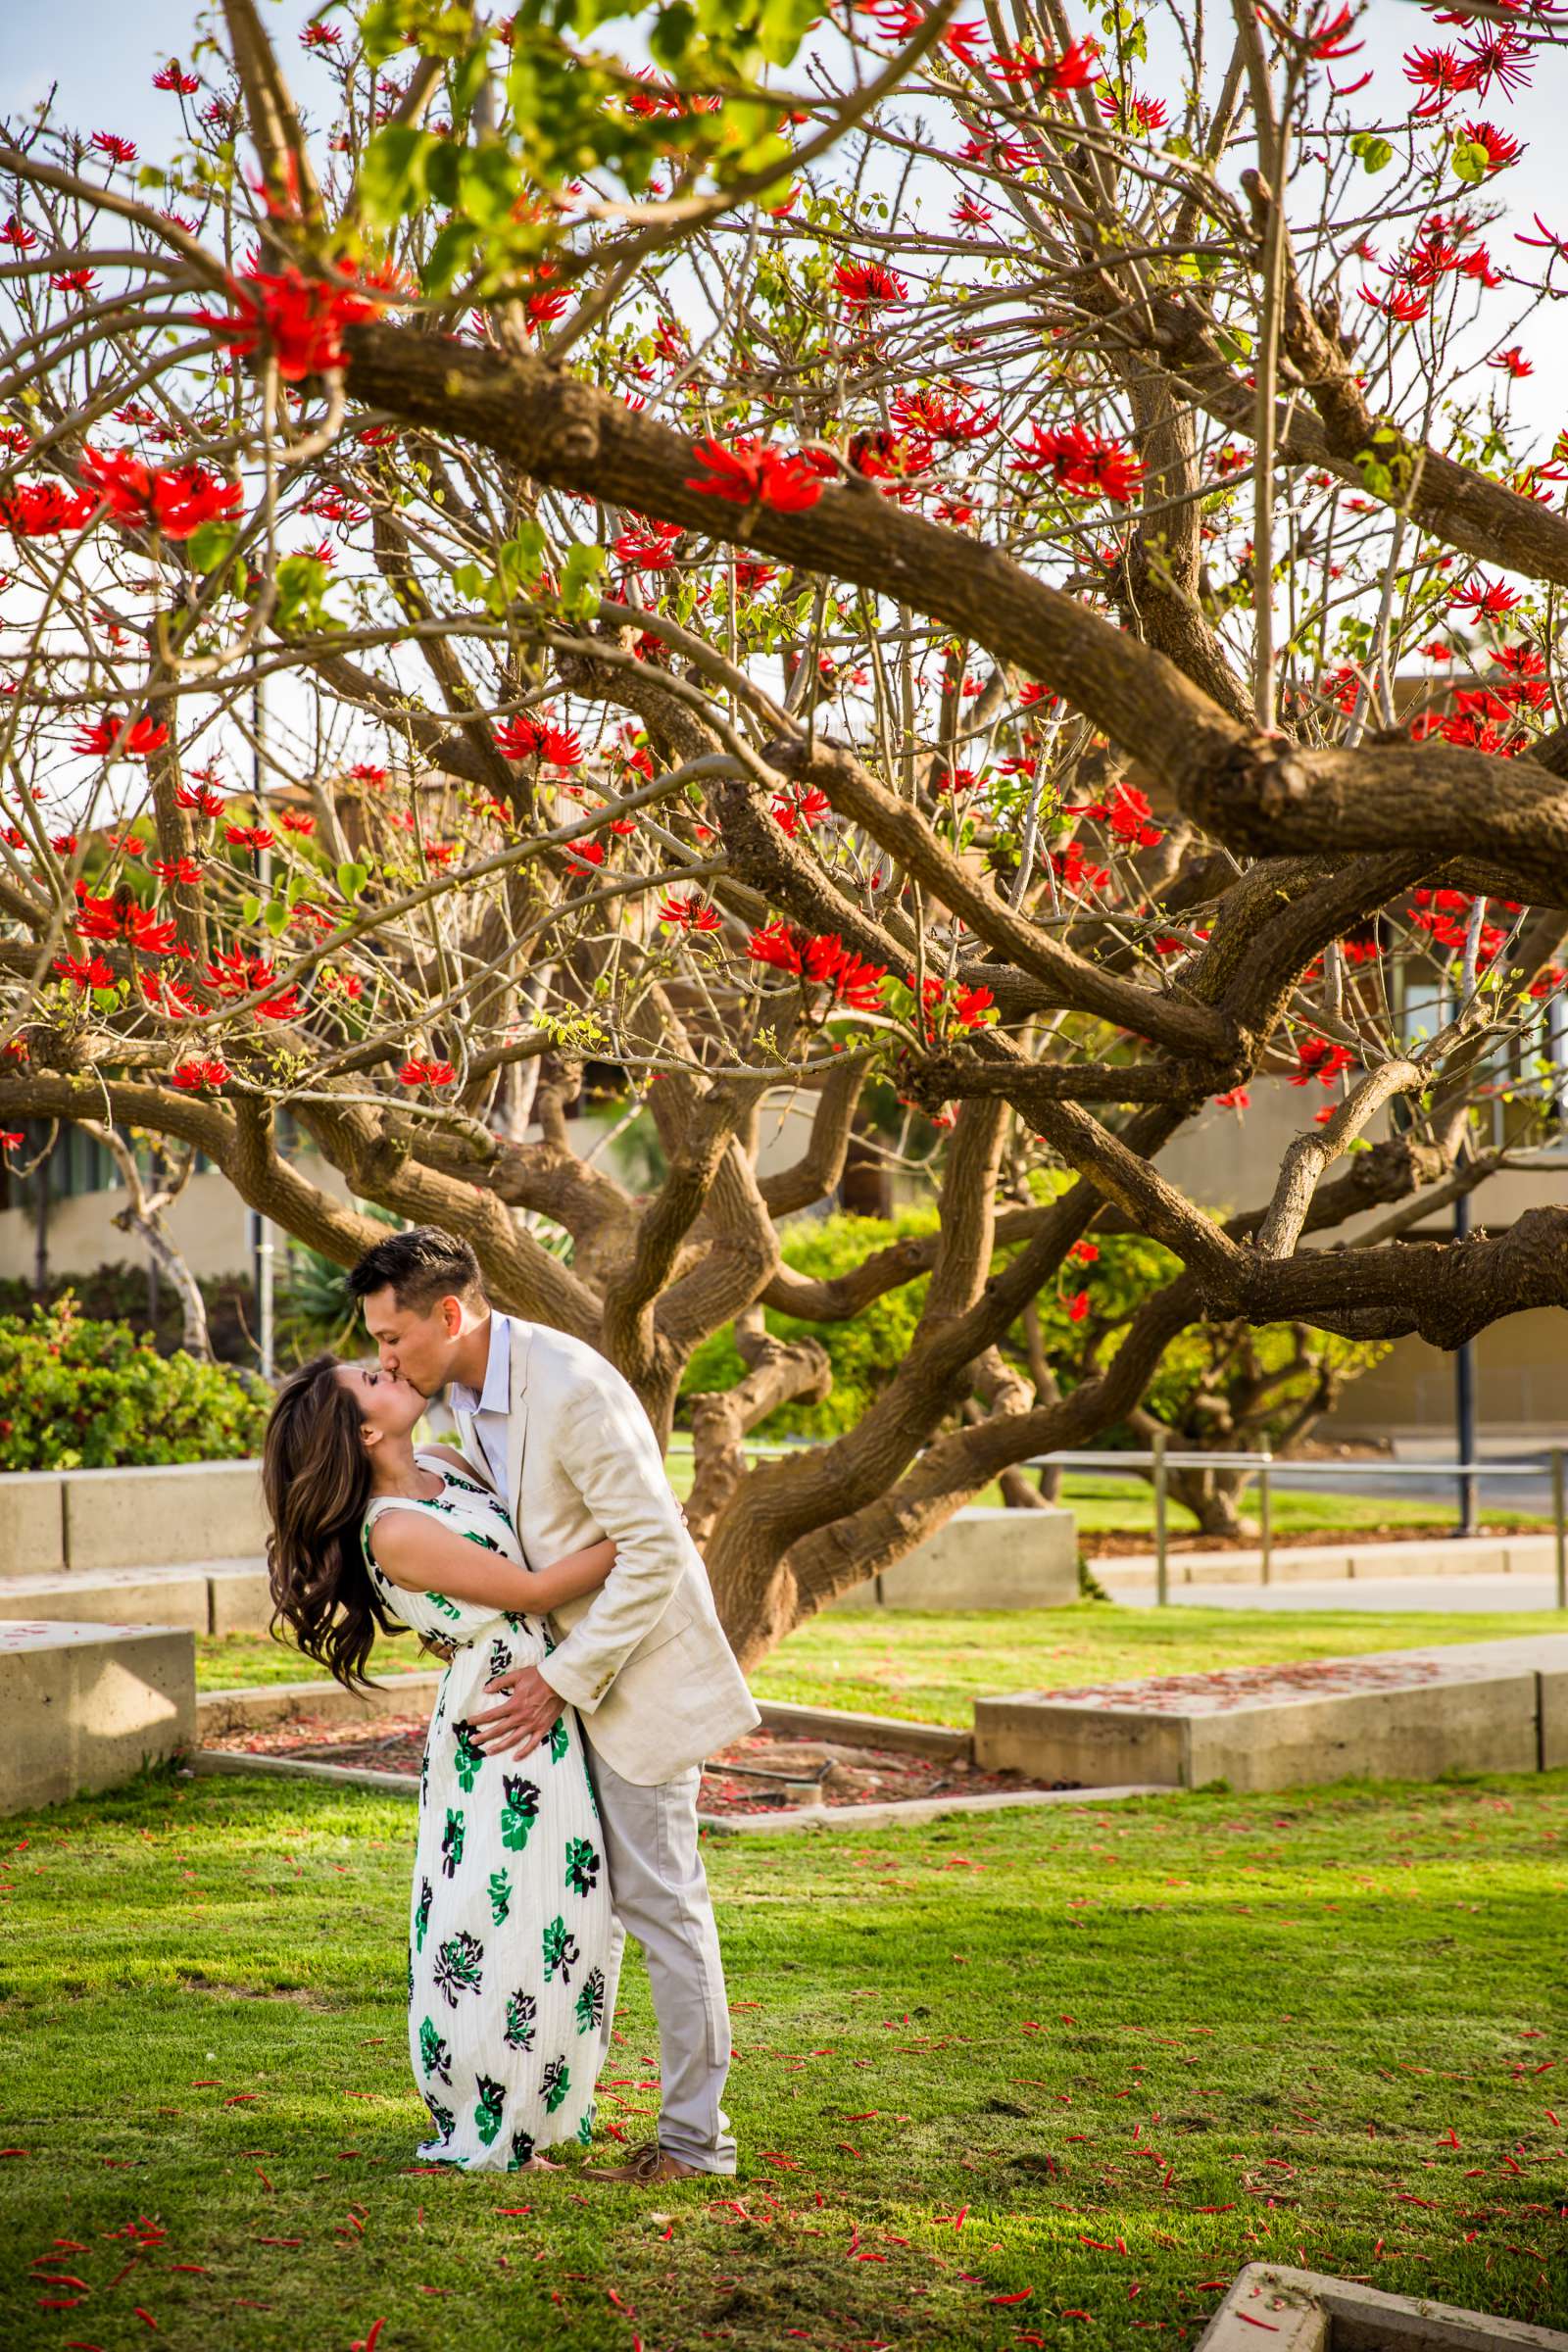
[711,1434,1568,1612]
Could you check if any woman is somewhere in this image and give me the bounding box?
[263,1352,616,2175]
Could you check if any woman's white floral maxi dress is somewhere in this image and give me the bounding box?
[362,1452,613,2171]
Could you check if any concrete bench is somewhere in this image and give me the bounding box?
[825,1504,1078,1611]
[0,1618,196,1814]
[974,1635,1568,1792]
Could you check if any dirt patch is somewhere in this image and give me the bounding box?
[205,1718,1077,1813]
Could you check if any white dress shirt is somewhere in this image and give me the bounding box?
[447,1312,513,1500]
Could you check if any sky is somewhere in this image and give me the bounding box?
[5,0,1564,443]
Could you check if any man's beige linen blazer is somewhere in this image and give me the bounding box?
[453,1318,760,1786]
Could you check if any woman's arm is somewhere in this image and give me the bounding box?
[520,1538,616,1612]
[368,1512,614,1616]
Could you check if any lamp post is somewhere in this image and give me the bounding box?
[1453,1185,1478,1537]
[251,679,276,1385]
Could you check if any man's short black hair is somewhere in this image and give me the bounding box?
[347,1225,485,1315]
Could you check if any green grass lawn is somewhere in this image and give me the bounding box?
[2,1768,1563,2352]
[198,1602,1568,1718]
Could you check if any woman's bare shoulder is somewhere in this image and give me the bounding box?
[419,1443,493,1486]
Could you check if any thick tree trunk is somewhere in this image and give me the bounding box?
[1163,1465,1250,1542]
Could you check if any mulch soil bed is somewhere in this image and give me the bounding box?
[205,1718,1074,1814]
[1043,1653,1447,1712]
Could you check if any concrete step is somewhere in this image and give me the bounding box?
[0,1560,270,1636]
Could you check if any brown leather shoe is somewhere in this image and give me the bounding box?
[583,2138,709,2185]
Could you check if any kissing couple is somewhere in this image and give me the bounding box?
[261,1225,760,2180]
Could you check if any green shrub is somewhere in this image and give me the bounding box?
[0,1296,269,1472]
[678,1203,1385,1454]
[682,1210,938,1438]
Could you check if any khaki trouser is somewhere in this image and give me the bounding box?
[584,1748,737,2174]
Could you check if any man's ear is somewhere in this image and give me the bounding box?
[441,1294,464,1338]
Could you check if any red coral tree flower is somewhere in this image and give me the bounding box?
[73,714,170,760]
[833,259,909,307]
[196,261,391,381]
[685,438,824,513]
[1012,422,1145,504]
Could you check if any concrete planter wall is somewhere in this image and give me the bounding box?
[824,1504,1078,1611]
[0,1459,267,1576]
[2,1463,1078,1630]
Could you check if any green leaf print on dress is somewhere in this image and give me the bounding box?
[432,1929,485,2008]
[503,1988,537,2052]
[414,1875,433,1952]
[474,2074,506,2147]
[424,2093,456,2144]
[549,1716,569,1764]
[423,1590,463,1620]
[452,1720,484,1791]
[564,1836,601,1896]
[419,2017,453,2084]
[441,1807,466,1878]
[541,1914,580,1984]
[500,1774,539,1851]
[574,1965,606,2036]
[488,1867,512,1925]
[541,2056,570,2115]
[509,2128,536,2170]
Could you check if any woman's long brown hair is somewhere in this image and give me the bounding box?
[262,1354,399,1689]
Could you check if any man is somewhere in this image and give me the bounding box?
[348,1225,760,2184]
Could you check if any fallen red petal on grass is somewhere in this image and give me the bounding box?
[1194,2204,1235,2213]
[132,2312,158,2331]
[1060,2309,1094,2322]
[1196,2280,1229,2290]
[223,2092,260,2104]
[37,2300,87,2311]
[171,2264,209,2274]
[0,2147,30,2157]
[34,2275,91,2291]
[496,2208,532,2217]
[350,2324,385,2352]
[991,2289,1035,2305]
